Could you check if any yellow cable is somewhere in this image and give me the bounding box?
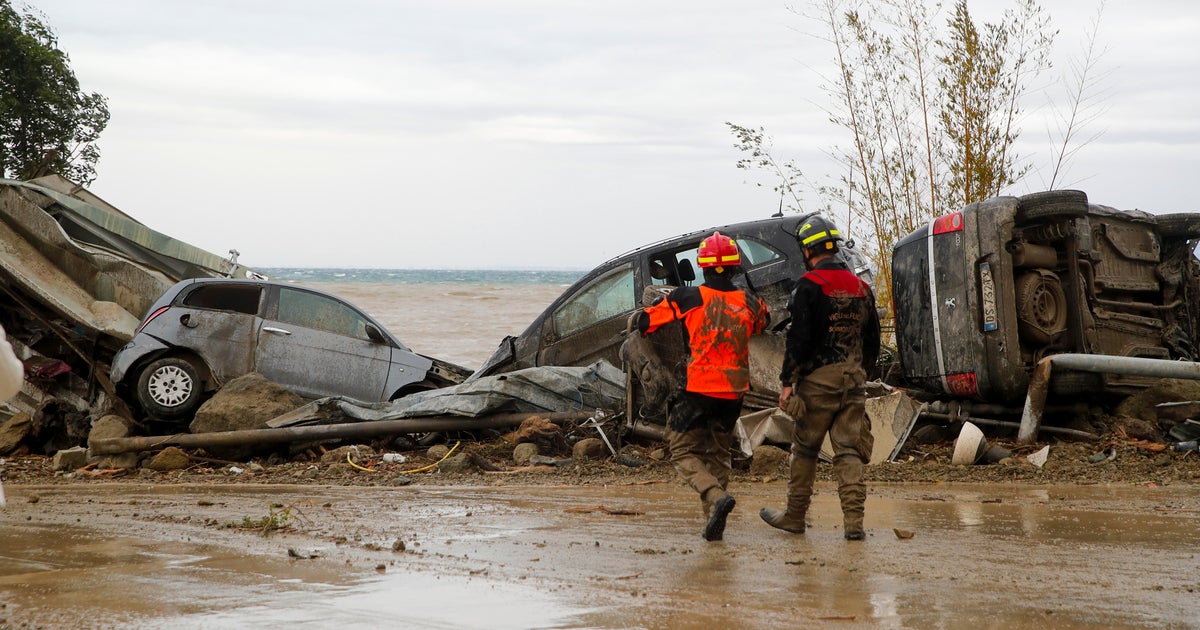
[399,441,461,474]
[343,440,462,474]
[346,452,375,473]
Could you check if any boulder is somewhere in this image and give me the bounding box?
[52,446,88,471]
[572,437,608,461]
[189,373,305,460]
[87,414,131,448]
[512,442,539,465]
[438,453,473,473]
[0,412,31,455]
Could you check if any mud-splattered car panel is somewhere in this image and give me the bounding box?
[893,190,1200,403]
[112,278,468,420]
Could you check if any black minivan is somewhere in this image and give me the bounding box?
[893,190,1200,404]
[472,213,873,415]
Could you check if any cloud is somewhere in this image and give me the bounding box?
[24,0,1200,269]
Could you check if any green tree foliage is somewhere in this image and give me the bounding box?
[731,0,1070,314]
[0,1,108,184]
[727,123,810,214]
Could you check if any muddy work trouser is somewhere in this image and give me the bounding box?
[665,392,743,516]
[787,363,873,531]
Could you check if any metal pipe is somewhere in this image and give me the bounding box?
[624,420,667,442]
[1018,354,1200,444]
[1008,241,1058,268]
[920,411,1098,441]
[89,410,600,455]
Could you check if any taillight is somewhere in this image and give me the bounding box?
[945,372,977,397]
[135,306,170,335]
[932,212,964,235]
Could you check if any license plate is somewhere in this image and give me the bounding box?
[979,262,998,331]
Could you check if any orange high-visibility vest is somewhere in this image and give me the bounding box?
[642,285,768,398]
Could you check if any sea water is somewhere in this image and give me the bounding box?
[257,268,584,370]
[261,267,583,286]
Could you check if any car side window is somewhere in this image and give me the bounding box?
[276,287,373,341]
[735,237,781,267]
[181,284,262,315]
[552,267,635,338]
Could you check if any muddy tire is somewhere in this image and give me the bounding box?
[137,357,204,420]
[1049,370,1103,396]
[1156,213,1200,239]
[1018,190,1088,221]
[1015,271,1068,345]
[390,381,444,445]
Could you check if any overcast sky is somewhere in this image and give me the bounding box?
[23,0,1200,270]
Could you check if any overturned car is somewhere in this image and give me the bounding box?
[893,190,1200,405]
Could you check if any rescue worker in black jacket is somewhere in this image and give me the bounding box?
[761,216,880,540]
[633,232,769,541]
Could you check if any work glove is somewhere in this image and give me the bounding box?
[782,391,805,420]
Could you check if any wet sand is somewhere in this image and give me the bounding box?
[2,481,1198,628]
[4,280,1199,626]
[302,281,567,371]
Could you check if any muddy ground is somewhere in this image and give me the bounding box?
[5,417,1200,488]
[2,428,1200,628]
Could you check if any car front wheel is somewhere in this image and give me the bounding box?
[137,357,204,420]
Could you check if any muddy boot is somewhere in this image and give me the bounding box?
[834,454,866,540]
[759,455,816,534]
[702,488,736,541]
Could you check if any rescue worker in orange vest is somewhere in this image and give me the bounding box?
[633,232,769,541]
[761,215,879,540]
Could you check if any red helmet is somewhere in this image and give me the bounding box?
[697,231,741,268]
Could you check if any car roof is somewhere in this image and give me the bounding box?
[170,276,327,293]
[591,213,806,269]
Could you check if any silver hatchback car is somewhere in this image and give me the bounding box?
[111,278,468,420]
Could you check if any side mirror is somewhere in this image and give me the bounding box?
[365,323,387,344]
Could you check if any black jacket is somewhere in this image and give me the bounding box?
[780,258,880,385]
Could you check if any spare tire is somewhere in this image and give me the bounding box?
[1015,270,1068,345]
[1018,190,1088,221]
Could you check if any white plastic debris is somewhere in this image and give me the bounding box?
[228,466,245,474]
[1026,446,1050,468]
[382,453,407,464]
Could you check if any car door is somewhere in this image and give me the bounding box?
[164,282,262,383]
[254,286,394,401]
[539,264,637,368]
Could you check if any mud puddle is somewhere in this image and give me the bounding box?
[1,482,1198,628]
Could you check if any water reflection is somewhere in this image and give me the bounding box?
[196,572,593,630]
[2,482,1198,628]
